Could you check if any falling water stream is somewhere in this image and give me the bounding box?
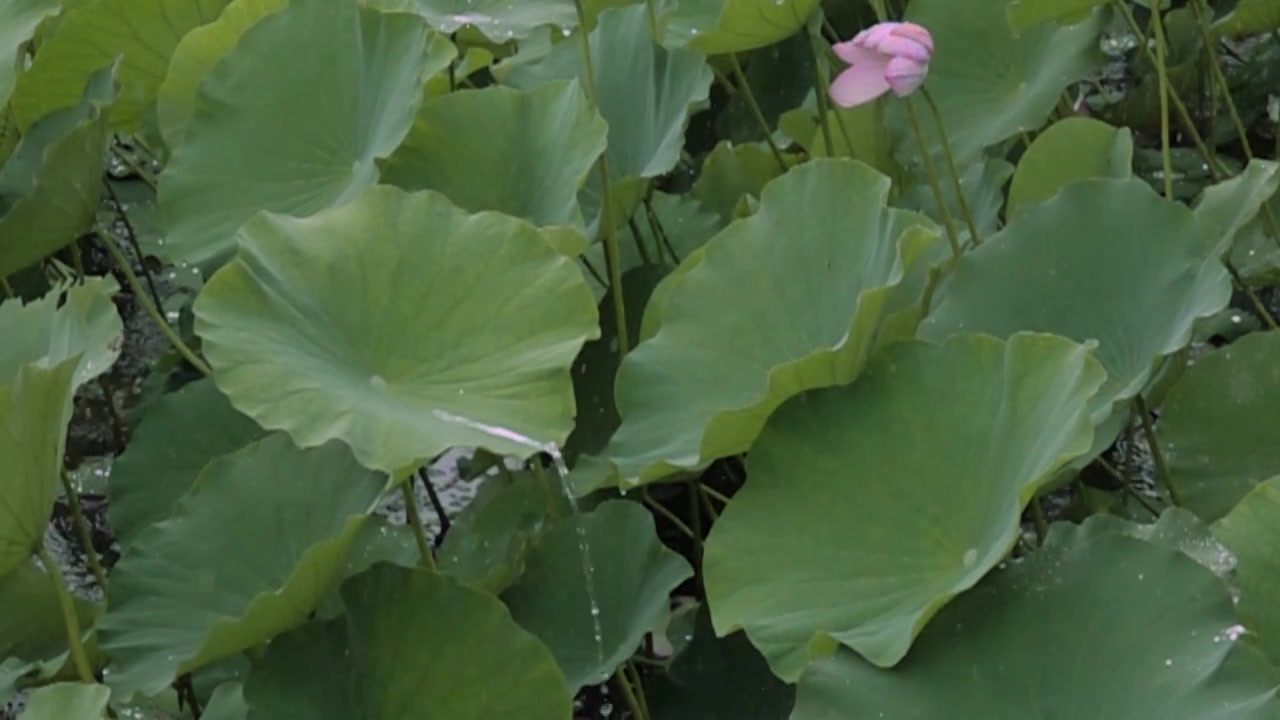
[432,409,606,672]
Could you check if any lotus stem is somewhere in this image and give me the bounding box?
[1132,395,1182,506]
[103,178,164,311]
[728,53,789,172]
[572,0,630,358]
[903,96,962,259]
[699,483,731,506]
[1224,260,1279,330]
[1,277,13,298]
[615,663,651,720]
[1096,457,1161,518]
[627,217,654,265]
[60,472,108,592]
[1151,5,1174,200]
[98,228,213,377]
[806,28,836,156]
[532,461,567,523]
[400,482,437,571]
[1029,498,1048,546]
[920,88,981,245]
[644,0,659,36]
[37,544,95,684]
[641,491,697,541]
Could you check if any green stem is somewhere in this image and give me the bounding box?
[1030,498,1048,546]
[99,229,213,377]
[60,472,108,592]
[1133,395,1181,506]
[103,179,164,312]
[806,28,835,156]
[615,665,651,720]
[728,53,788,172]
[533,461,567,523]
[626,661,653,720]
[642,194,680,263]
[641,491,697,541]
[1225,260,1280,330]
[572,0,630,359]
[1,277,13,298]
[1096,457,1161,518]
[903,96,962,259]
[37,544,95,683]
[644,0,659,36]
[110,143,156,191]
[400,482,438,571]
[920,88,980,245]
[627,217,654,265]
[1151,5,1174,200]
[699,483,731,506]
[697,484,720,522]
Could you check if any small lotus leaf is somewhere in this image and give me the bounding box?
[0,277,122,389]
[608,159,939,486]
[9,0,229,131]
[921,179,1231,420]
[1213,0,1280,36]
[662,0,821,56]
[158,0,454,270]
[108,378,267,550]
[691,140,793,224]
[0,64,116,278]
[899,0,1104,165]
[0,0,60,109]
[202,682,248,720]
[704,332,1105,677]
[1158,331,1280,522]
[504,500,693,690]
[194,186,599,473]
[155,0,289,149]
[791,526,1280,718]
[1194,159,1280,256]
[243,564,572,720]
[17,683,110,720]
[98,435,387,700]
[437,473,553,594]
[1006,117,1133,217]
[379,81,606,232]
[1213,476,1280,666]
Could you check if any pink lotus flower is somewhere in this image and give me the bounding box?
[830,22,933,108]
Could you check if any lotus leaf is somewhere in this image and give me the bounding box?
[1006,117,1134,217]
[1158,331,1280,522]
[607,159,938,486]
[386,0,577,42]
[158,0,454,270]
[662,0,821,56]
[791,524,1280,718]
[0,277,122,389]
[704,332,1105,677]
[17,682,110,720]
[1213,476,1280,666]
[0,560,98,701]
[0,0,60,109]
[1213,0,1280,36]
[504,500,693,690]
[243,564,572,720]
[98,435,386,700]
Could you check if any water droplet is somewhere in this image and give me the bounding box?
[962,548,977,567]
[370,375,387,389]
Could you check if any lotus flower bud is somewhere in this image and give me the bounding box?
[829,21,933,108]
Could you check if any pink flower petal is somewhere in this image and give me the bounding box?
[875,34,932,63]
[833,38,879,66]
[856,23,901,49]
[891,22,934,53]
[885,56,927,96]
[829,61,892,108]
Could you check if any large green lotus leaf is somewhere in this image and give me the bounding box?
[0,361,78,577]
[154,0,289,149]
[194,186,599,473]
[607,159,939,486]
[503,5,712,181]
[648,605,796,720]
[703,332,1105,677]
[1193,159,1280,256]
[313,517,419,621]
[0,0,60,108]
[1158,332,1280,522]
[382,0,577,42]
[158,0,454,271]
[1006,0,1108,30]
[243,564,573,720]
[108,378,267,551]
[661,0,821,55]
[1006,117,1133,217]
[1213,476,1280,665]
[379,81,606,233]
[921,179,1231,418]
[1083,507,1239,580]
[0,559,99,699]
[97,435,387,700]
[0,64,116,277]
[0,277,122,389]
[437,472,554,595]
[791,526,1280,719]
[17,683,110,720]
[504,500,693,690]
[9,0,229,132]
[897,0,1104,165]
[1213,0,1280,37]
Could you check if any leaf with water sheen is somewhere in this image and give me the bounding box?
[108,378,267,550]
[1213,476,1280,666]
[0,64,116,278]
[379,81,605,234]
[17,683,110,720]
[704,333,1105,677]
[386,0,577,42]
[243,564,572,720]
[158,0,454,270]
[1158,331,1280,522]
[9,0,229,131]
[1006,117,1133,217]
[661,0,820,55]
[194,186,599,473]
[97,435,386,700]
[504,5,712,181]
[608,159,939,486]
[504,500,693,690]
[921,179,1230,425]
[791,524,1280,718]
